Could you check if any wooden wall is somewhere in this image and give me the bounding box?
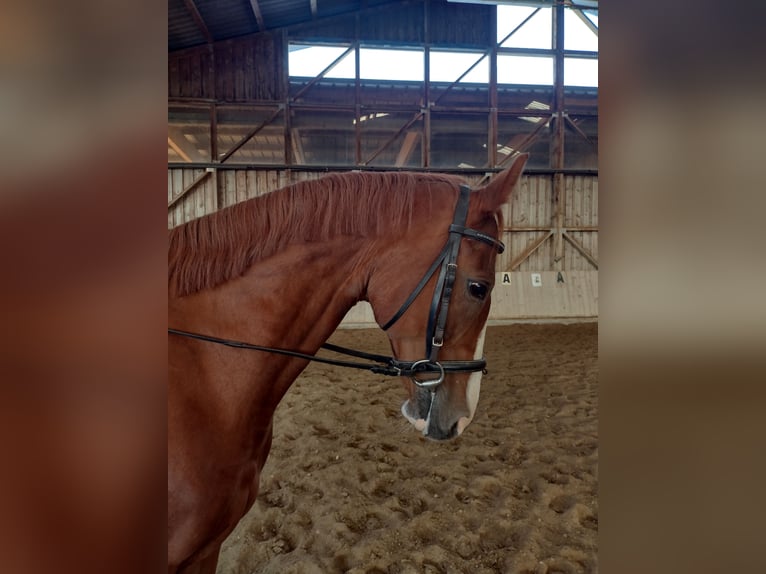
[169,32,284,102]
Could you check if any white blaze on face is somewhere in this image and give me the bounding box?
[456,319,488,435]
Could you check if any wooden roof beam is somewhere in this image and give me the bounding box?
[248,0,266,31]
[168,126,207,162]
[183,0,213,44]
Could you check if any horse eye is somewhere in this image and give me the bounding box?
[467,280,489,300]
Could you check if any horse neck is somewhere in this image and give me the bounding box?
[170,236,371,403]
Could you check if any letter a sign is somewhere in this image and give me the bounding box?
[501,272,511,285]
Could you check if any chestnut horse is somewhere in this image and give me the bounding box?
[168,154,527,573]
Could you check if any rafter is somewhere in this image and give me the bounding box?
[573,9,598,36]
[248,0,266,31]
[183,0,213,44]
[168,126,207,162]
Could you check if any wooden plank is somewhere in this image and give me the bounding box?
[224,170,236,208]
[183,171,194,224]
[168,172,175,228]
[168,169,210,210]
[191,53,202,99]
[223,46,234,101]
[168,58,180,98]
[196,170,208,219]
[562,231,599,269]
[178,57,190,98]
[244,43,254,101]
[236,170,247,204]
[246,170,258,200]
[507,231,553,272]
[172,170,184,227]
[505,226,598,232]
[268,170,279,197]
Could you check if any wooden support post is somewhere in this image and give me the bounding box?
[551,2,566,269]
[280,30,291,167]
[355,15,362,165]
[488,5,498,168]
[209,102,217,163]
[423,0,430,168]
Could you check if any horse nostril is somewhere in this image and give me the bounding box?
[426,421,461,441]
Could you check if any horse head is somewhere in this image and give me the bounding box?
[366,154,527,440]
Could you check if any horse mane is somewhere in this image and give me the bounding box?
[168,171,465,297]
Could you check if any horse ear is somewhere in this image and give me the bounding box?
[476,153,528,212]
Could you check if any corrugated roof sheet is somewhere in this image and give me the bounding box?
[169,0,404,52]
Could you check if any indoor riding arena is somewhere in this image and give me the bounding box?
[169,1,598,573]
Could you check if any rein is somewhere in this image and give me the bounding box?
[168,184,504,388]
[167,328,483,380]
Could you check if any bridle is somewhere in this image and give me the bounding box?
[168,184,504,389]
